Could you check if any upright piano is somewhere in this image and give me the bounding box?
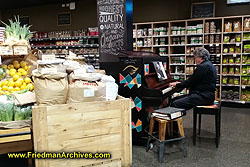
[118,51,182,145]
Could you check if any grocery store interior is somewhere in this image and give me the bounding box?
[0,0,250,167]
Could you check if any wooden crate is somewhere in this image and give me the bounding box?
[0,127,32,154]
[32,97,132,167]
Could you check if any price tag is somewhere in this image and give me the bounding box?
[242,86,246,89]
[209,44,213,47]
[233,54,237,57]
[236,43,240,46]
[13,45,28,55]
[216,44,219,46]
[42,54,56,61]
[216,54,220,57]
[84,89,95,97]
[241,101,246,104]
[0,45,13,55]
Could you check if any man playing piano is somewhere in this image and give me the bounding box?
[169,47,216,110]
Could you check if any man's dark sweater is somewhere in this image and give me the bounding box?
[176,60,216,101]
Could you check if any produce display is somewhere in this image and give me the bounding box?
[0,60,33,95]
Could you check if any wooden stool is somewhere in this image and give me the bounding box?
[147,115,187,163]
[193,102,221,148]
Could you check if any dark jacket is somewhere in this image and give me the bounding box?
[176,60,216,100]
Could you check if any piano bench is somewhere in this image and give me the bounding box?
[147,115,187,163]
[193,102,221,148]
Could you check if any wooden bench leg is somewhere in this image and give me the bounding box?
[159,121,167,141]
[146,116,155,152]
[177,118,184,137]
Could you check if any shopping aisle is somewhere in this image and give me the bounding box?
[132,107,250,167]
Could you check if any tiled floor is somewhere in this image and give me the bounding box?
[132,107,250,167]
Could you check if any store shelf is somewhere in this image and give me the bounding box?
[221,84,240,87]
[133,15,250,102]
[153,35,168,37]
[137,36,152,38]
[31,44,99,49]
[223,42,241,45]
[241,85,250,88]
[169,54,185,56]
[169,44,185,46]
[159,54,169,56]
[222,64,241,66]
[186,33,203,36]
[170,34,185,37]
[30,36,98,42]
[223,31,242,34]
[186,44,203,46]
[137,46,152,48]
[153,45,168,47]
[204,43,221,46]
[204,32,222,35]
[223,53,241,55]
[222,74,241,76]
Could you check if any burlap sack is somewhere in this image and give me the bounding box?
[67,80,106,103]
[33,71,68,105]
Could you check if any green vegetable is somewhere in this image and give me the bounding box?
[0,68,6,81]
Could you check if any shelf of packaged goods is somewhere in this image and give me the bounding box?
[241,85,250,88]
[29,36,98,42]
[159,54,168,57]
[204,43,221,46]
[242,39,250,42]
[213,64,221,66]
[243,31,250,33]
[153,35,168,38]
[170,64,185,66]
[31,44,99,49]
[153,45,168,47]
[222,74,241,76]
[186,64,196,66]
[223,53,241,55]
[186,33,203,36]
[169,44,185,46]
[169,54,185,56]
[210,54,221,56]
[221,84,240,87]
[170,73,185,75]
[223,32,242,34]
[222,42,241,45]
[222,64,241,66]
[186,44,203,46]
[204,32,222,35]
[137,36,152,38]
[137,46,152,48]
[170,34,185,37]
[242,53,250,55]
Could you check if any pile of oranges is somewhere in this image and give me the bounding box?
[0,60,34,95]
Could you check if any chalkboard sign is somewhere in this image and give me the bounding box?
[97,0,127,62]
[191,2,215,18]
[20,16,30,26]
[57,13,71,26]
